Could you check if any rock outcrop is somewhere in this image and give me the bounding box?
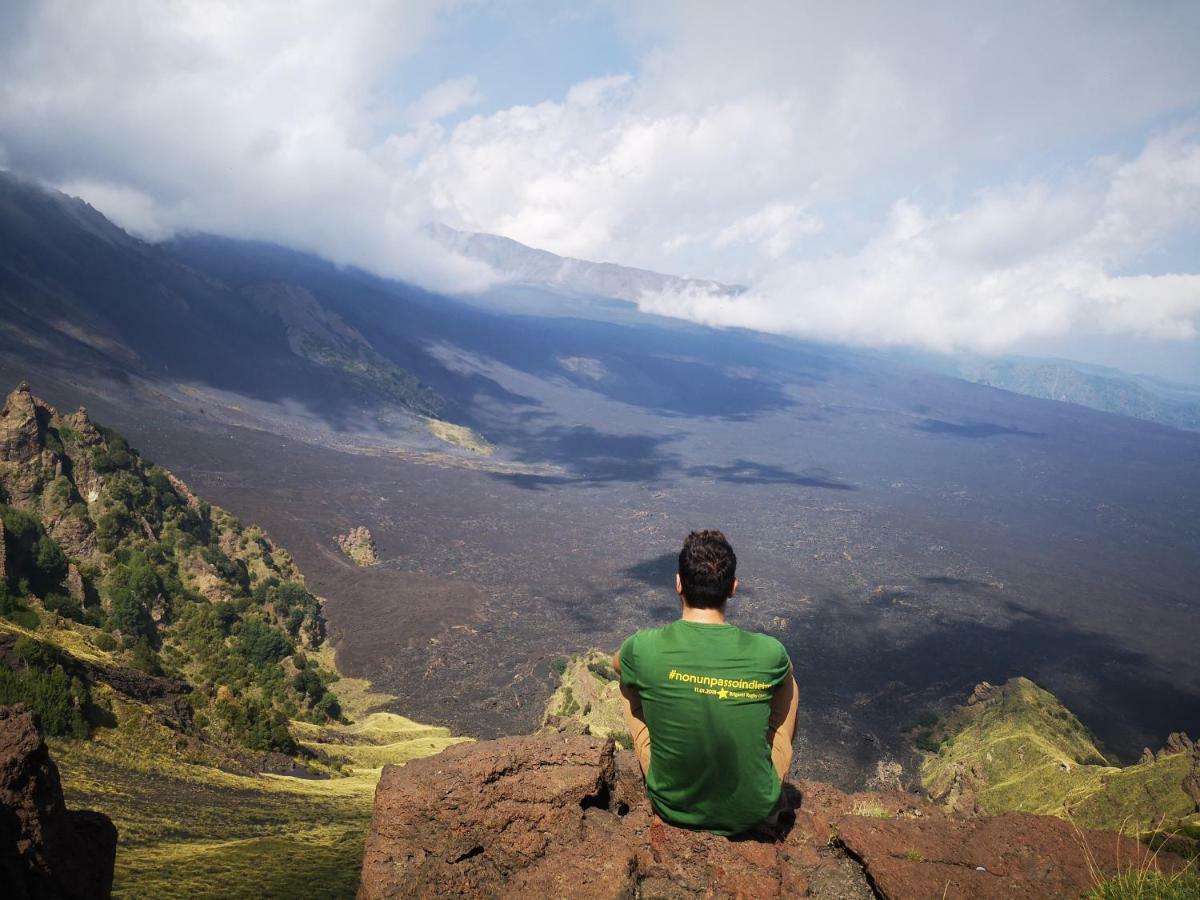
[0,704,117,899]
[360,734,1184,899]
[336,527,379,567]
[921,678,1199,835]
[1184,748,1200,813]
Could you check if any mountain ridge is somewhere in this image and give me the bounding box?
[429,221,745,305]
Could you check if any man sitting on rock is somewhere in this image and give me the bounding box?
[613,529,799,836]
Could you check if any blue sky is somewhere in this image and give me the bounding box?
[383,2,641,125]
[1,1,1198,380]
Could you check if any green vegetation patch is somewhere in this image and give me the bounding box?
[541,649,627,739]
[1085,867,1200,900]
[921,678,1197,834]
[426,418,495,455]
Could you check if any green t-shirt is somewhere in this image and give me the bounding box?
[618,619,792,836]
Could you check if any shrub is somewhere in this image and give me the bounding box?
[202,547,249,594]
[214,695,296,753]
[95,509,133,552]
[914,731,941,753]
[0,584,40,630]
[0,505,40,544]
[214,601,239,635]
[93,632,117,652]
[558,686,580,717]
[43,593,82,621]
[14,635,57,669]
[51,476,72,504]
[588,660,618,682]
[292,668,326,703]
[315,692,342,722]
[0,641,90,738]
[126,639,164,675]
[92,427,133,472]
[0,507,68,596]
[238,620,292,666]
[109,589,155,642]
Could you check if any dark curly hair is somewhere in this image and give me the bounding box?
[678,530,737,609]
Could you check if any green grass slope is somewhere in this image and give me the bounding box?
[921,678,1199,839]
[41,637,467,899]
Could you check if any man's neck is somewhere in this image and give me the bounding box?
[680,605,727,624]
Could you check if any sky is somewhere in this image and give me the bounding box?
[2,1,1199,380]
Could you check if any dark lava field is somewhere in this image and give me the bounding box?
[13,332,1199,788]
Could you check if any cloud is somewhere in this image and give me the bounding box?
[0,0,493,292]
[406,76,481,124]
[1,1,1199,355]
[637,128,1200,350]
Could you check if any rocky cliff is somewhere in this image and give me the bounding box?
[0,703,116,899]
[0,382,340,755]
[359,734,1187,899]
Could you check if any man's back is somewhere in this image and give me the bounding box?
[619,619,791,835]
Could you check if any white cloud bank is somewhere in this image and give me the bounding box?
[2,0,1199,356]
[639,128,1200,350]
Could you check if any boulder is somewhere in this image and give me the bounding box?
[360,735,1187,900]
[361,733,875,899]
[0,703,117,899]
[966,681,998,706]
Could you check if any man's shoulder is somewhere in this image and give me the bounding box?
[731,626,789,659]
[622,623,672,648]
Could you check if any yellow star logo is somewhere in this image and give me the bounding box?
[717,688,729,700]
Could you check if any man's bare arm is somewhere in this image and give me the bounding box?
[613,650,652,775]
[766,665,799,781]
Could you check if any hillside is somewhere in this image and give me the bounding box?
[943,356,1200,433]
[920,678,1200,842]
[0,383,467,896]
[0,172,488,454]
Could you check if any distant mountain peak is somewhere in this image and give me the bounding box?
[429,223,744,304]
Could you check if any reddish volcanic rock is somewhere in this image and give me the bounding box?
[0,704,117,899]
[360,734,1188,900]
[836,812,1186,900]
[359,733,875,899]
